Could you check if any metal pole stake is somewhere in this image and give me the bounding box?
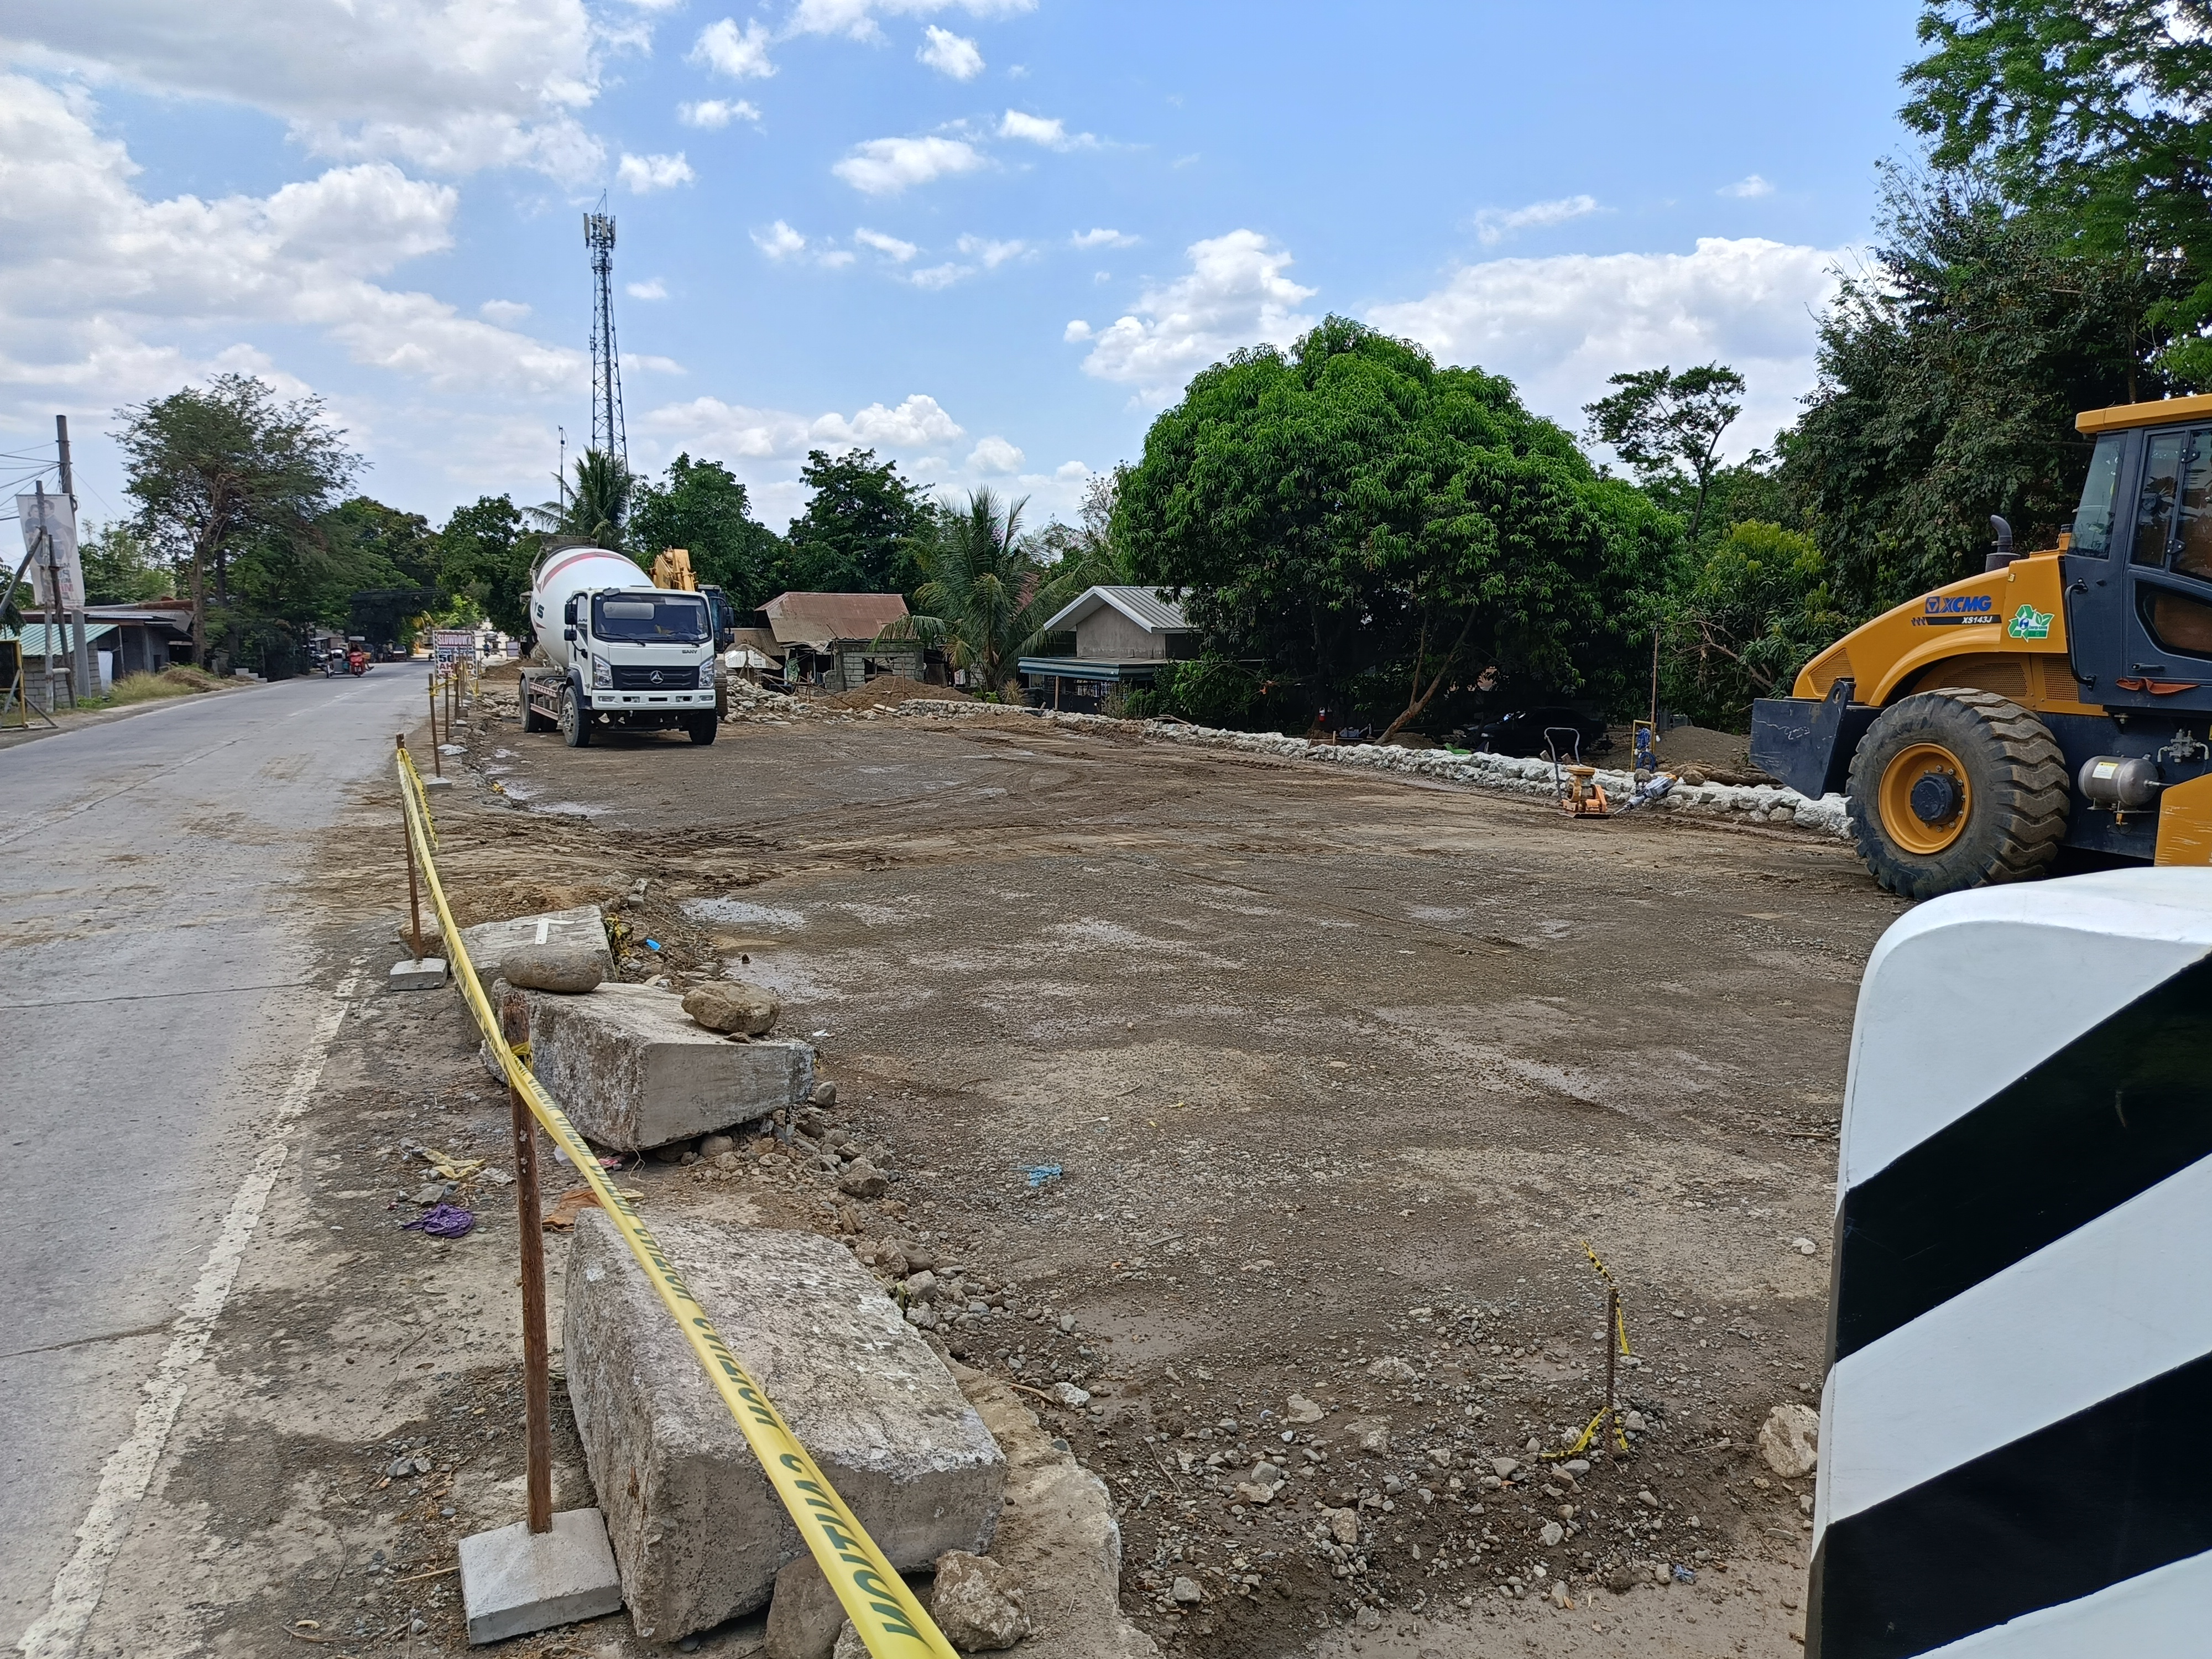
[1604,1285,1620,1457]
[429,674,443,774]
[503,990,555,1534]
[398,735,423,961]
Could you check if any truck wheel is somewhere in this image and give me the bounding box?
[1845,688,2067,900]
[685,713,718,746]
[560,685,592,748]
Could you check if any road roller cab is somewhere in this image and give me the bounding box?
[1751,393,2212,899]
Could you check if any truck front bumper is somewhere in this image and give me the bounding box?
[578,690,716,712]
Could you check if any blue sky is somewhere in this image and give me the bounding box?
[3,0,1925,534]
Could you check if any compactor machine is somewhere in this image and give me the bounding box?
[1752,393,2212,898]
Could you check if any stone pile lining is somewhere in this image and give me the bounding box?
[891,699,1853,841]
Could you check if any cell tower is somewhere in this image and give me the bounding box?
[584,208,628,471]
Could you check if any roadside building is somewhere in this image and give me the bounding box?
[758,592,924,690]
[1017,585,1196,711]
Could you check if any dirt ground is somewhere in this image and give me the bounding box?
[78,687,1907,1659]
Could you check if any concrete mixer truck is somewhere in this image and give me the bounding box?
[519,545,718,747]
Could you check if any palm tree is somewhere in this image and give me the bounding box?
[883,489,1103,697]
[525,449,632,549]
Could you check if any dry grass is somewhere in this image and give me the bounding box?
[106,666,223,705]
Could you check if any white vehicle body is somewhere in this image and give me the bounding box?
[523,546,717,745]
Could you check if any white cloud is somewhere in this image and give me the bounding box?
[956,233,1027,268]
[679,98,761,128]
[1067,229,1317,401]
[752,218,808,259]
[833,134,984,195]
[1071,227,1136,249]
[967,435,1024,473]
[1367,236,1843,455]
[909,262,973,290]
[1720,173,1775,199]
[627,278,669,299]
[855,227,919,262]
[818,248,857,268]
[1474,194,1600,246]
[1052,459,1091,483]
[9,0,606,180]
[644,391,964,462]
[0,73,584,426]
[618,151,696,192]
[479,299,531,322]
[999,109,1095,150]
[918,25,984,79]
[690,17,776,78]
[785,0,1035,42]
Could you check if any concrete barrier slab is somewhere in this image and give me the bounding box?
[389,956,449,992]
[517,982,812,1150]
[564,1213,1005,1643]
[460,905,612,985]
[457,1507,623,1644]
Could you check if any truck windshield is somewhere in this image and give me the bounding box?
[592,594,708,643]
[2073,432,2125,555]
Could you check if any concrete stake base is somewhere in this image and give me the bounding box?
[389,956,449,990]
[458,1508,624,1644]
[421,775,455,791]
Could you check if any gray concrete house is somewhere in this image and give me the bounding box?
[1018,585,1197,711]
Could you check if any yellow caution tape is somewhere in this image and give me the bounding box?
[1536,1241,1636,1461]
[397,748,954,1659]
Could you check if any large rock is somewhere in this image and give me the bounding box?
[506,942,606,994]
[948,1365,1159,1659]
[1759,1403,1820,1478]
[564,1214,1006,1643]
[930,1552,1029,1651]
[683,979,779,1036]
[764,1555,845,1659]
[518,980,812,1150]
[460,905,612,985]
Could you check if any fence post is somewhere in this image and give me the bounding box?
[428,673,443,775]
[398,735,423,961]
[504,989,554,1535]
[1604,1286,1619,1457]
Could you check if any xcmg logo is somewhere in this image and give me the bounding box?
[1924,594,1994,614]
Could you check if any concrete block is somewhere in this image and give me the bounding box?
[457,1507,624,1644]
[460,905,611,986]
[564,1213,1005,1642]
[421,774,455,791]
[389,956,449,992]
[521,981,812,1150]
[764,1554,845,1659]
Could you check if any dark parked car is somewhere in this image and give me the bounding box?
[1471,706,1611,759]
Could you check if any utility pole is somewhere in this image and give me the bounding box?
[556,426,568,511]
[58,415,90,701]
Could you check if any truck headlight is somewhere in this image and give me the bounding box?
[592,656,611,690]
[699,660,717,689]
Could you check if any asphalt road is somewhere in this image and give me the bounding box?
[0,670,427,1648]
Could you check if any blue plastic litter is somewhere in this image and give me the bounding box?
[402,1202,475,1239]
[645,938,661,951]
[1671,1564,1696,1584]
[1023,1164,1063,1188]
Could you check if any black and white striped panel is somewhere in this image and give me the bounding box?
[1810,869,2212,1658]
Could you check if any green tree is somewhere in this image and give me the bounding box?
[1119,316,1678,739]
[437,495,535,637]
[629,454,783,608]
[527,450,633,550]
[1903,0,2210,382]
[1584,363,1747,551]
[79,522,174,603]
[1665,520,1849,728]
[782,448,928,598]
[325,497,439,586]
[1787,170,2185,612]
[115,374,361,665]
[887,489,1096,696]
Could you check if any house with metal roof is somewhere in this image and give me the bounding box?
[757,591,922,690]
[1018,585,1196,709]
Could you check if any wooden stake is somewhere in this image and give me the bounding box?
[504,990,554,1534]
[1604,1285,1620,1458]
[427,674,442,774]
[398,735,422,961]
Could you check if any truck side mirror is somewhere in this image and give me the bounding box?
[563,595,579,625]
[563,627,577,643]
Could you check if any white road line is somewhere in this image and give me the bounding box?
[15,977,358,1659]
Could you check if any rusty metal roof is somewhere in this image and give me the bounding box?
[760,591,910,647]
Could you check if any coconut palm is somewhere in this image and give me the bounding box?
[883,489,1103,697]
[525,448,633,549]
